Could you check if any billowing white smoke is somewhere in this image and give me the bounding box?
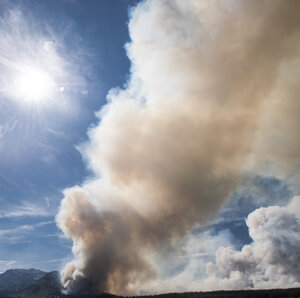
[57,0,300,294]
[205,196,300,290]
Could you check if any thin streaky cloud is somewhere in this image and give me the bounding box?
[0,202,52,218]
[0,221,53,240]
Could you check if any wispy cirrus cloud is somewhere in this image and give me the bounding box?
[0,201,52,218]
[44,257,70,264]
[0,221,53,236]
[0,221,53,243]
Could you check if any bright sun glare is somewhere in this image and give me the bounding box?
[15,66,54,102]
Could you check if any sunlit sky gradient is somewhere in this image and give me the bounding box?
[0,0,137,272]
[0,1,298,291]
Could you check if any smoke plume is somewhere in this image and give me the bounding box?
[57,0,300,294]
[205,196,300,289]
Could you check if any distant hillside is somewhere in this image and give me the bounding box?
[0,269,45,296]
[9,271,61,298]
[1,269,300,298]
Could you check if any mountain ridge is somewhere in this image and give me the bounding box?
[0,268,45,296]
[9,271,61,298]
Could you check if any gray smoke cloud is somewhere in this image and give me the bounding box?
[139,196,300,293]
[57,0,300,294]
[204,196,300,290]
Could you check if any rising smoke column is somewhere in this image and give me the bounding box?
[57,0,300,294]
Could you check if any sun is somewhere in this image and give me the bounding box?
[14,65,55,103]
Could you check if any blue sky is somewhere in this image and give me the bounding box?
[0,0,137,272]
[0,0,299,293]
